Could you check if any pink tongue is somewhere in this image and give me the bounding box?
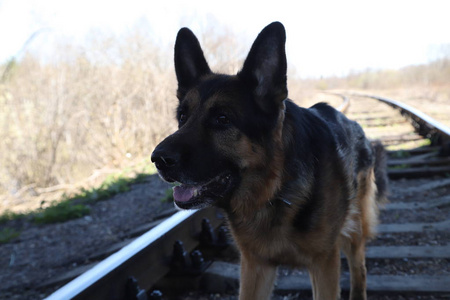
[173,185,195,202]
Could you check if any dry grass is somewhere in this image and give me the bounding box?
[0,30,178,212]
[0,24,258,213]
[1,25,448,214]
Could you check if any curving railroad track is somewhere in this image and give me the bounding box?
[45,94,450,300]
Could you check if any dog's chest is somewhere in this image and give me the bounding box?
[230,219,313,267]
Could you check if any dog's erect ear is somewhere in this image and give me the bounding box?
[174,28,211,99]
[238,22,288,110]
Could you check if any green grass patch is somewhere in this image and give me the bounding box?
[0,210,25,224]
[71,158,156,203]
[33,171,151,224]
[0,227,20,243]
[33,201,91,224]
[386,138,432,152]
[75,176,132,203]
[0,159,157,227]
[389,150,411,159]
[161,188,174,203]
[417,138,432,147]
[71,170,153,204]
[389,164,410,169]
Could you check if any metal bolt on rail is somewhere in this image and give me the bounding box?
[217,225,230,247]
[149,290,163,300]
[171,240,188,272]
[125,277,148,300]
[190,250,205,270]
[200,218,216,246]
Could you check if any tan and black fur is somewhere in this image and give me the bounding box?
[152,22,388,300]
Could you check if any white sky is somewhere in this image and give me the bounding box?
[0,0,449,78]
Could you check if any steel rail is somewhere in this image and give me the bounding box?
[45,207,225,300]
[335,94,350,113]
[319,92,350,113]
[362,94,450,145]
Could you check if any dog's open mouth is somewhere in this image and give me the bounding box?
[173,173,233,209]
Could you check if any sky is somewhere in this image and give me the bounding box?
[0,0,449,78]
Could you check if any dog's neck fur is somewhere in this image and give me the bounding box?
[227,101,287,227]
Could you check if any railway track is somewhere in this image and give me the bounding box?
[45,94,450,300]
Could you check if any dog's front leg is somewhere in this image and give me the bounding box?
[239,253,277,300]
[309,246,341,300]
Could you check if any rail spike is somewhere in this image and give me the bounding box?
[125,277,148,300]
[200,218,216,246]
[171,240,188,271]
[149,290,163,300]
[190,250,205,270]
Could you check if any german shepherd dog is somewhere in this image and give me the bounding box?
[152,22,388,300]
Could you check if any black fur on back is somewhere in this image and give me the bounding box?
[279,101,386,232]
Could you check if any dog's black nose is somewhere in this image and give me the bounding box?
[151,148,180,170]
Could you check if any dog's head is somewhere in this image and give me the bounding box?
[151,22,288,210]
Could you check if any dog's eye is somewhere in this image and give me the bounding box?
[217,115,230,125]
[179,113,187,124]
